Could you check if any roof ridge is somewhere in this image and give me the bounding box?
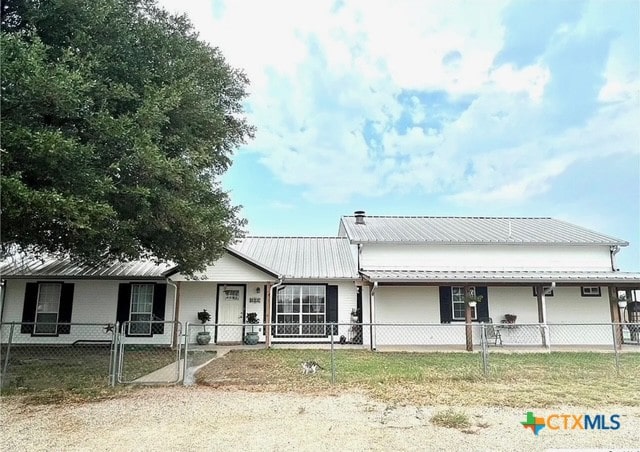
[241,235,348,239]
[342,215,553,219]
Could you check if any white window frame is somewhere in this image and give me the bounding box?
[128,283,154,336]
[581,286,601,297]
[34,283,62,335]
[452,286,477,321]
[275,285,326,336]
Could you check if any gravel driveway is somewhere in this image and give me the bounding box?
[2,387,639,451]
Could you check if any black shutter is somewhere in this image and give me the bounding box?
[57,283,74,334]
[262,285,267,328]
[476,286,489,320]
[327,285,339,335]
[21,283,39,334]
[439,286,452,323]
[151,283,167,334]
[116,283,131,331]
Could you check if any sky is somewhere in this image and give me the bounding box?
[158,0,640,272]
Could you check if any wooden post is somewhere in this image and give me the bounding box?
[464,285,473,352]
[265,283,272,348]
[535,284,547,347]
[608,285,623,349]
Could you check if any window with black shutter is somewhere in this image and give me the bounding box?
[21,282,74,336]
[116,282,167,336]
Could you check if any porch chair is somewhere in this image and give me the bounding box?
[479,317,503,346]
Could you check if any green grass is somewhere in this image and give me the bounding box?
[431,409,472,429]
[196,349,640,407]
[1,345,177,403]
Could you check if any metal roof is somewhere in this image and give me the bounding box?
[229,237,358,279]
[0,254,176,279]
[361,270,640,284]
[340,216,628,246]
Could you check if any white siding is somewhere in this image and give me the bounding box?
[171,253,276,282]
[1,279,175,345]
[179,282,217,344]
[360,243,612,271]
[363,284,615,346]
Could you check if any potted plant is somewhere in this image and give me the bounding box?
[466,294,483,308]
[196,309,212,345]
[244,312,260,345]
[504,314,517,324]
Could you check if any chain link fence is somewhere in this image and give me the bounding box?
[1,321,638,392]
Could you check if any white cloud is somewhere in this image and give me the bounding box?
[157,0,639,206]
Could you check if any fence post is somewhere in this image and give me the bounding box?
[330,323,335,384]
[2,323,15,383]
[109,321,120,387]
[183,322,190,386]
[480,323,489,377]
[611,322,620,375]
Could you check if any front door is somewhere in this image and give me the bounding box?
[216,285,245,343]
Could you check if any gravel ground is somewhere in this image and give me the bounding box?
[1,387,639,451]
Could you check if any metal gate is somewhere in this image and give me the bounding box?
[116,321,182,384]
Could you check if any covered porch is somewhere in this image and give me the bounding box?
[361,269,640,351]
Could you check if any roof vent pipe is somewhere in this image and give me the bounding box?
[354,210,366,225]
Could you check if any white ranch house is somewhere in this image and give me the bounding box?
[1,213,639,349]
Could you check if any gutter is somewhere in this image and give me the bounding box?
[370,281,378,351]
[610,246,621,271]
[0,279,6,324]
[267,277,284,349]
[166,279,179,348]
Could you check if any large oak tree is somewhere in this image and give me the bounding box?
[1,0,254,275]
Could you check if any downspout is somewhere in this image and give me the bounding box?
[370,281,378,351]
[268,277,284,349]
[541,282,555,349]
[0,279,7,324]
[610,246,621,271]
[167,279,179,348]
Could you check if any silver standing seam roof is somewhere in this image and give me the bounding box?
[361,270,640,284]
[229,237,358,279]
[340,216,629,246]
[0,237,359,280]
[0,255,176,279]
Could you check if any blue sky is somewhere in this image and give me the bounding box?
[159,0,640,271]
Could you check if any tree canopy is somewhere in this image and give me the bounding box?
[1,0,254,275]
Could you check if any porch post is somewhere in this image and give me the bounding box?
[535,284,548,347]
[464,285,473,352]
[265,283,272,348]
[608,285,623,349]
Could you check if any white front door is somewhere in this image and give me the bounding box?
[216,285,244,343]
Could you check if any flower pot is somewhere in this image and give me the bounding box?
[244,331,259,345]
[197,331,211,345]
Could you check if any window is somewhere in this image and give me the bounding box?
[581,286,601,297]
[34,283,61,335]
[532,287,554,297]
[224,289,240,300]
[275,285,326,336]
[129,284,154,335]
[452,286,476,321]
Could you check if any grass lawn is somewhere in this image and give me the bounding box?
[1,345,177,403]
[196,349,640,408]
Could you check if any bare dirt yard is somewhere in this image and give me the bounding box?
[2,387,639,451]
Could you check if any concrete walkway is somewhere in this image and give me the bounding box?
[133,348,230,384]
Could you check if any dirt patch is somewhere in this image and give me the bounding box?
[2,387,638,451]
